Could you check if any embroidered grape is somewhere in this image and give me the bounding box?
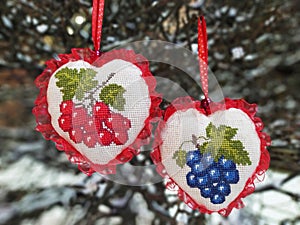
[211,193,225,204]
[207,166,221,183]
[216,181,231,196]
[186,150,202,167]
[196,173,210,188]
[218,155,236,170]
[223,170,239,184]
[200,186,214,198]
[186,172,197,188]
[185,150,240,204]
[58,100,132,147]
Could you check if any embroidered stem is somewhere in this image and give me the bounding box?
[173,135,210,169]
[179,135,209,150]
[82,72,116,105]
[92,0,105,53]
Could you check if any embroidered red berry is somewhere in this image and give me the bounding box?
[83,133,98,148]
[69,128,84,144]
[99,129,114,146]
[104,112,126,131]
[84,118,98,134]
[93,101,110,120]
[113,130,129,145]
[72,106,88,128]
[94,117,104,132]
[121,115,131,130]
[60,100,74,115]
[58,114,72,132]
[51,62,136,149]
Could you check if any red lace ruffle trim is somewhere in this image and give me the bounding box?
[151,96,271,216]
[33,48,162,175]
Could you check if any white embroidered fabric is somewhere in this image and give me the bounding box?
[160,108,261,211]
[47,59,151,164]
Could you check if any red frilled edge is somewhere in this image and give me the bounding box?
[151,96,271,216]
[33,48,162,175]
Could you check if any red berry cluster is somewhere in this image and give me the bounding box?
[58,100,131,148]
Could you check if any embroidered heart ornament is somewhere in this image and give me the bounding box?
[151,97,270,216]
[33,48,161,175]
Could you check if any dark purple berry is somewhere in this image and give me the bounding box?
[210,193,225,204]
[207,166,221,183]
[223,170,239,184]
[186,172,197,188]
[200,186,214,198]
[201,152,214,167]
[191,162,206,176]
[216,181,231,196]
[185,153,239,204]
[196,174,210,188]
[218,156,236,170]
[186,150,201,167]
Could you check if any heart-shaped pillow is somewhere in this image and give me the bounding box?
[33,48,161,175]
[151,97,270,216]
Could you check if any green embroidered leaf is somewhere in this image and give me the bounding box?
[99,84,126,111]
[75,69,98,100]
[220,124,238,140]
[205,122,213,138]
[200,122,252,165]
[173,149,187,168]
[55,67,97,101]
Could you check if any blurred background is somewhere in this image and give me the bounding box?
[0,0,299,224]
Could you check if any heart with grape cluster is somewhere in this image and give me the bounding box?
[152,97,270,215]
[33,48,161,175]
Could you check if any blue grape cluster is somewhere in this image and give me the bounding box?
[185,150,240,204]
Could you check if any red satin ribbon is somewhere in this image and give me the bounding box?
[92,0,105,54]
[198,16,209,99]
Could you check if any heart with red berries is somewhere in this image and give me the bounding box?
[151,97,270,216]
[33,48,161,175]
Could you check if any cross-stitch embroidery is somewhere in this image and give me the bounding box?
[55,67,131,148]
[172,122,252,204]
